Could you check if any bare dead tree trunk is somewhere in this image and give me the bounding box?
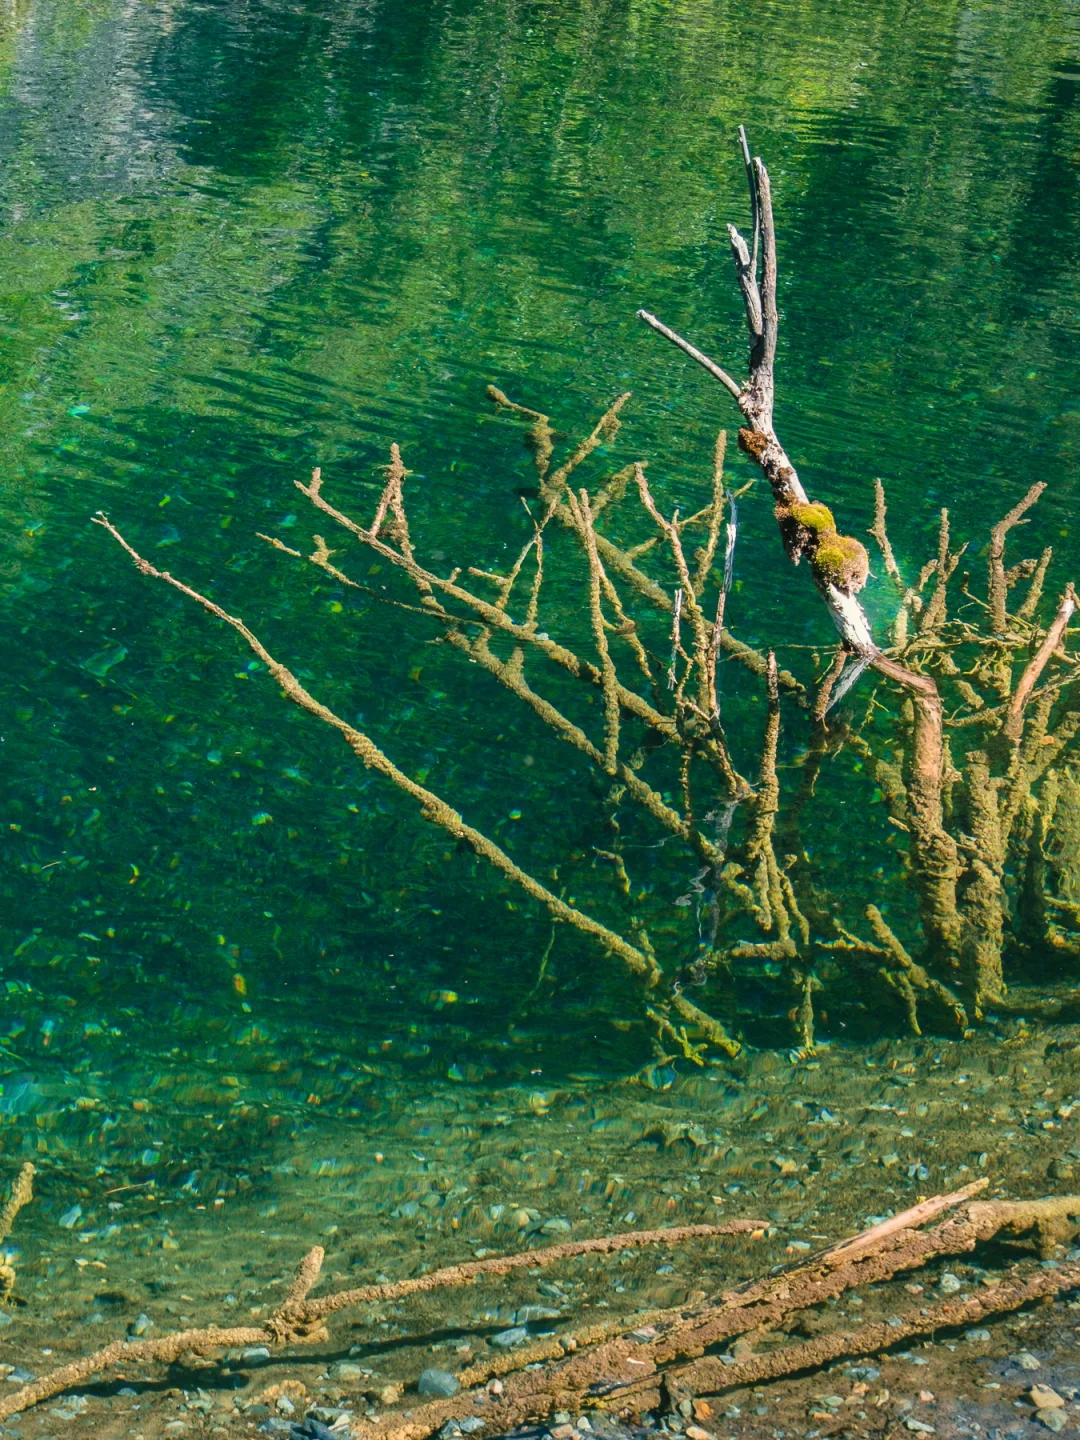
[637,127,966,990]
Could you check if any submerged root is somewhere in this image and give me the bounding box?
[0,1163,34,1304]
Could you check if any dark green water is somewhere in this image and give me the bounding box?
[4,1,1080,1416]
[2,0,1080,1098]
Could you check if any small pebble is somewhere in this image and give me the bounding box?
[290,1421,335,1440]
[1039,1411,1068,1434]
[128,1313,153,1338]
[1014,1352,1042,1371]
[938,1273,962,1295]
[905,1420,935,1434]
[490,1327,529,1348]
[328,1362,367,1384]
[541,1218,572,1235]
[1033,1388,1066,1410]
[417,1369,460,1398]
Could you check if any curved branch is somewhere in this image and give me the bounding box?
[93,515,660,986]
[1006,583,1077,742]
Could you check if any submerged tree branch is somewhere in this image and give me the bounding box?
[93,514,660,986]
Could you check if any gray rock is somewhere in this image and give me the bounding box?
[1013,1352,1042,1371]
[7,1368,34,1384]
[328,1362,367,1384]
[938,1273,962,1295]
[240,1346,271,1365]
[513,1306,561,1324]
[291,1421,336,1440]
[417,1369,460,1398]
[490,1327,529,1348]
[128,1313,153,1337]
[0,1311,11,1328]
[1038,1412,1068,1434]
[57,1205,82,1229]
[460,1420,485,1434]
[965,1329,991,1343]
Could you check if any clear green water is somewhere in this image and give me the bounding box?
[1,0,1080,1337]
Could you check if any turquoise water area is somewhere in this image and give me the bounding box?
[2,0,1080,1392]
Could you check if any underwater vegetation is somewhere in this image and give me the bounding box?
[93,138,1080,1064]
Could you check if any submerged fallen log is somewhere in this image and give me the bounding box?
[3,1166,1080,1431]
[0,1188,763,1423]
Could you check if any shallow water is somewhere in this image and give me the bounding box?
[3,0,1080,1429]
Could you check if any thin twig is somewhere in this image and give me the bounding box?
[636,310,743,401]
